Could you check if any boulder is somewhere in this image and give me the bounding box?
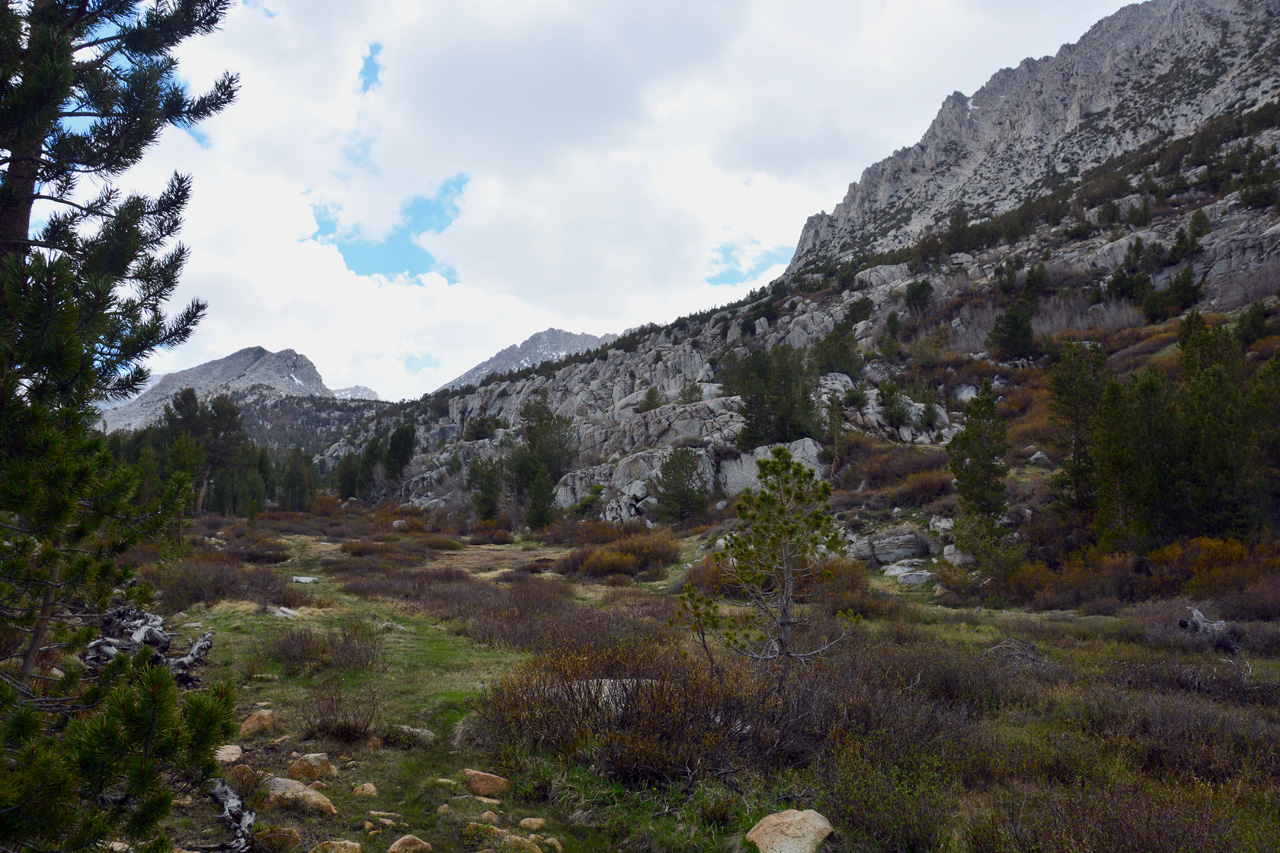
[896,570,937,585]
[744,809,834,853]
[518,818,547,831]
[263,777,337,815]
[214,744,242,764]
[387,837,432,853]
[463,769,512,796]
[287,753,335,783]
[352,783,377,796]
[238,709,275,737]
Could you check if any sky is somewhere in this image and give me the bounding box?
[126,0,1133,401]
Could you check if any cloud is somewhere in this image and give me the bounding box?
[122,0,1132,402]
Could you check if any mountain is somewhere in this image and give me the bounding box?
[440,328,618,391]
[321,0,1279,525]
[789,0,1280,271]
[334,386,381,401]
[101,346,334,434]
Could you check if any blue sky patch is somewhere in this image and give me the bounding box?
[184,125,212,149]
[707,243,792,285]
[360,43,383,92]
[404,353,441,373]
[312,174,468,280]
[243,0,276,18]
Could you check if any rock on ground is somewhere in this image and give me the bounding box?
[287,753,336,783]
[744,809,834,853]
[263,777,338,815]
[463,769,512,796]
[387,836,432,853]
[238,709,275,737]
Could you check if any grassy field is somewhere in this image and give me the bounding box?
[149,506,1280,853]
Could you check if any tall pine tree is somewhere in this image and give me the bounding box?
[0,4,237,849]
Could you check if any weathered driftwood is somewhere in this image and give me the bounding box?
[210,780,256,852]
[84,605,214,685]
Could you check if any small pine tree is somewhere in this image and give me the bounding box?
[525,465,556,530]
[637,385,664,413]
[713,448,846,687]
[648,447,710,523]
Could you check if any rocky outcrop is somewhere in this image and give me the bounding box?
[554,438,825,523]
[789,0,1280,268]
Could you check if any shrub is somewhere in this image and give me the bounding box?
[818,731,954,852]
[555,531,681,579]
[535,518,645,546]
[967,780,1245,853]
[297,681,381,743]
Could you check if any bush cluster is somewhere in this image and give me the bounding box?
[554,530,681,580]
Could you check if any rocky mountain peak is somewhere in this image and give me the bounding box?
[440,328,619,391]
[101,346,334,433]
[789,0,1280,270]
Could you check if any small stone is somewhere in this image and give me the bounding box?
[288,753,335,784]
[474,796,502,805]
[378,818,395,827]
[238,709,275,737]
[480,810,501,824]
[363,822,375,831]
[253,674,280,681]
[293,576,320,584]
[352,783,377,796]
[387,836,432,853]
[543,839,562,853]
[214,744,242,764]
[308,842,361,853]
[309,781,328,790]
[369,811,403,818]
[518,818,546,831]
[463,769,512,796]
[434,778,459,788]
[271,734,291,744]
[436,804,451,815]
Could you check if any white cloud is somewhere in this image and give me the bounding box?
[124,0,1132,401]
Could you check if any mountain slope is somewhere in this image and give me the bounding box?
[789,0,1280,270]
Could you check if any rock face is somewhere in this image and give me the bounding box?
[744,809,834,853]
[100,346,334,433]
[789,0,1280,268]
[440,328,618,391]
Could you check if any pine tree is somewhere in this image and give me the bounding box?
[1049,343,1110,513]
[525,465,556,530]
[647,447,710,523]
[384,423,417,481]
[0,3,237,849]
[714,447,846,688]
[947,380,1023,582]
